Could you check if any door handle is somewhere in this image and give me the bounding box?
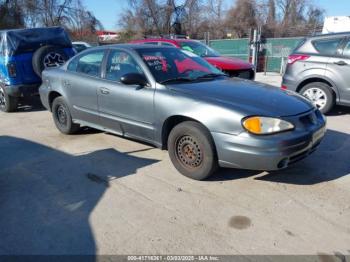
[100,87,110,95]
[333,60,347,66]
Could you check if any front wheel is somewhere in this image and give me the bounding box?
[168,121,218,180]
[0,85,18,112]
[52,97,80,134]
[300,82,334,114]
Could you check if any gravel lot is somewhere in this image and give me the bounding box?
[0,73,350,256]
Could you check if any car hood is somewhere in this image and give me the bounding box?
[168,78,313,117]
[204,56,253,70]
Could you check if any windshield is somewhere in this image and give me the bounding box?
[179,41,220,57]
[136,48,225,83]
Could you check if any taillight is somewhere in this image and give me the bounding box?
[7,62,16,77]
[281,85,288,90]
[287,54,310,65]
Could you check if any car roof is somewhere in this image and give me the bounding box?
[86,43,177,52]
[132,38,178,43]
[131,38,200,44]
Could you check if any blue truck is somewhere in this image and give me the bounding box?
[0,27,76,112]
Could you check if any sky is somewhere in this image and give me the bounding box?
[84,0,350,31]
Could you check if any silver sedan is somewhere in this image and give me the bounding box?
[39,45,326,180]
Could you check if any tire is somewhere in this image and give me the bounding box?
[32,45,68,77]
[52,97,80,134]
[167,121,218,180]
[299,82,334,114]
[0,84,18,112]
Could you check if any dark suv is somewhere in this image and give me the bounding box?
[0,27,75,112]
[282,32,350,113]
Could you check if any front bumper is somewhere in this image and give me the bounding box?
[225,68,255,80]
[212,111,326,171]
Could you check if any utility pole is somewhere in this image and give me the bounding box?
[204,32,210,45]
[250,26,262,71]
[251,29,258,70]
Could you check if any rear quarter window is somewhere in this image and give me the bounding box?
[312,38,343,56]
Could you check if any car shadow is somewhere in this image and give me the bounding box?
[16,96,46,112]
[0,136,159,256]
[209,129,350,185]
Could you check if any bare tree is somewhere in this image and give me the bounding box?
[68,0,103,41]
[204,0,226,38]
[118,0,324,39]
[182,0,204,37]
[226,0,257,38]
[0,0,102,41]
[275,0,324,36]
[0,0,25,29]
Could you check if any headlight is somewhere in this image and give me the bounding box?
[242,116,294,135]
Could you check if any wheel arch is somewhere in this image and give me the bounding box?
[296,77,338,100]
[161,115,214,150]
[48,91,62,111]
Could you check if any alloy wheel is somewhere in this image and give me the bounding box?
[43,52,65,68]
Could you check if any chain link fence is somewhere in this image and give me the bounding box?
[206,37,304,73]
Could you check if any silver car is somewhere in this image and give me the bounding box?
[39,45,326,180]
[282,32,350,114]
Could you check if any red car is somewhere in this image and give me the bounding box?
[130,38,255,80]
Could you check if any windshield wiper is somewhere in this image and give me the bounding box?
[195,73,227,80]
[160,77,192,84]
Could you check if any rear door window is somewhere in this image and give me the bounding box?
[68,50,105,77]
[312,38,344,56]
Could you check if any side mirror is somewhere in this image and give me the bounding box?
[120,73,148,86]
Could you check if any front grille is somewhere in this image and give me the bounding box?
[225,69,255,80]
[289,150,309,164]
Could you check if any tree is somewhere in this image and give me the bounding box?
[68,0,103,41]
[226,0,257,38]
[202,0,226,38]
[0,0,25,29]
[118,0,324,39]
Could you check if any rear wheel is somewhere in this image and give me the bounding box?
[168,121,218,180]
[52,97,80,134]
[0,85,18,112]
[300,82,334,114]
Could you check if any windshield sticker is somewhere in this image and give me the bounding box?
[143,55,168,72]
[143,55,165,61]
